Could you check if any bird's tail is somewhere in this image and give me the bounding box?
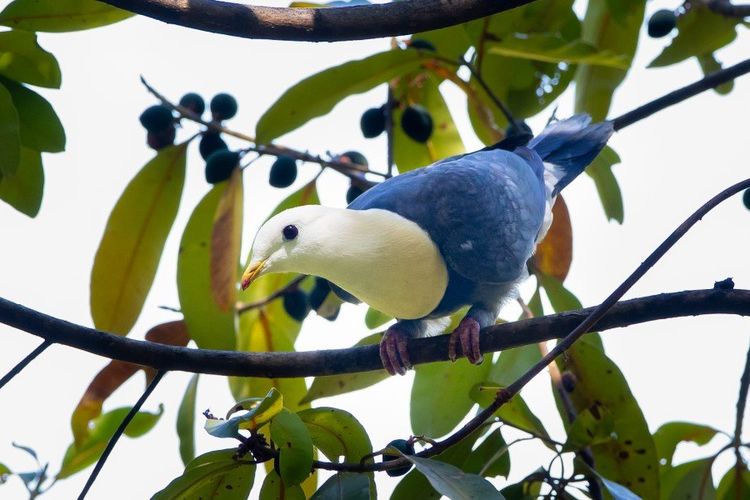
[527,114,614,196]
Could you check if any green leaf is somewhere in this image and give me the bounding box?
[488,34,628,68]
[0,146,43,217]
[0,0,132,32]
[0,76,65,152]
[210,168,244,312]
[578,461,641,500]
[649,7,738,68]
[152,449,256,500]
[265,179,320,221]
[270,409,313,486]
[310,472,369,500]
[260,470,306,500]
[411,357,491,438]
[412,24,472,61]
[256,49,424,143]
[661,458,716,500]
[404,455,504,499]
[563,405,616,451]
[365,307,391,330]
[177,184,236,350]
[716,465,750,500]
[298,407,372,463]
[176,374,199,466]
[471,384,549,440]
[393,74,464,173]
[391,427,487,500]
[653,421,719,467]
[489,344,541,387]
[301,333,387,404]
[461,428,510,478]
[0,462,10,476]
[585,145,623,223]
[57,405,163,479]
[90,143,187,335]
[0,30,60,88]
[538,272,583,312]
[556,337,659,498]
[0,81,20,175]
[698,54,734,95]
[499,475,542,499]
[575,0,644,120]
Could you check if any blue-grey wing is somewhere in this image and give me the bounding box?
[348,150,547,284]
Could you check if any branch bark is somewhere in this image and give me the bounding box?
[1,289,749,378]
[98,0,535,42]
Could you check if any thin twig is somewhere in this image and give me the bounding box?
[385,86,395,178]
[733,340,750,493]
[706,0,750,18]
[1,289,749,378]
[236,275,307,314]
[78,370,166,499]
[460,56,521,133]
[612,57,750,130]
[0,340,52,391]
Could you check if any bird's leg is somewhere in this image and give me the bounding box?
[448,305,497,365]
[380,320,426,376]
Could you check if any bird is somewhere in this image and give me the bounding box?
[241,114,613,375]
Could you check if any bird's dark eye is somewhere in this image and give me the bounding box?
[282,224,298,241]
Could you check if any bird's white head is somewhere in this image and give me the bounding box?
[241,205,334,290]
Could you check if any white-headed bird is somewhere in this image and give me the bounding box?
[242,115,613,375]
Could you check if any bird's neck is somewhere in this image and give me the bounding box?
[291,208,449,319]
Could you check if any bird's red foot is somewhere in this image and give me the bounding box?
[380,326,412,376]
[448,316,483,365]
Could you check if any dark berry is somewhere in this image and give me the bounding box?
[283,289,310,322]
[210,93,238,120]
[648,10,677,38]
[269,156,298,188]
[382,439,414,477]
[139,105,174,133]
[346,185,364,204]
[309,278,331,310]
[743,188,750,210]
[408,39,436,52]
[146,125,176,150]
[204,150,240,184]
[199,133,228,160]
[360,107,386,138]
[561,371,577,393]
[401,105,433,143]
[179,93,205,116]
[339,151,368,167]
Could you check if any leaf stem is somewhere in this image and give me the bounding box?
[0,340,52,391]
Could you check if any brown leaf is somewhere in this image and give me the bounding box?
[71,321,189,445]
[533,195,573,281]
[210,168,244,311]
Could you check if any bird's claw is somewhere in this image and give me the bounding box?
[380,327,412,376]
[448,317,483,365]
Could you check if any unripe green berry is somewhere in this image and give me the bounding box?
[382,439,414,477]
[339,151,368,167]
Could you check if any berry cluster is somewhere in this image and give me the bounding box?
[360,104,434,144]
[282,278,338,322]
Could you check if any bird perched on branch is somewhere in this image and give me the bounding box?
[242,115,613,375]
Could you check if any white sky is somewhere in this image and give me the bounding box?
[1,1,749,498]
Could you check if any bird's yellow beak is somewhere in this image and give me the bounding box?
[241,260,266,290]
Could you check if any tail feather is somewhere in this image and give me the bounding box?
[528,114,614,195]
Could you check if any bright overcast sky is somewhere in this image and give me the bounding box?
[1,1,749,498]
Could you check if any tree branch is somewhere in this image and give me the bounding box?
[98,0,535,42]
[612,57,750,131]
[1,289,749,378]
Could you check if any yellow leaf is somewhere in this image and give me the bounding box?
[90,143,187,334]
[533,196,572,282]
[210,167,243,311]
